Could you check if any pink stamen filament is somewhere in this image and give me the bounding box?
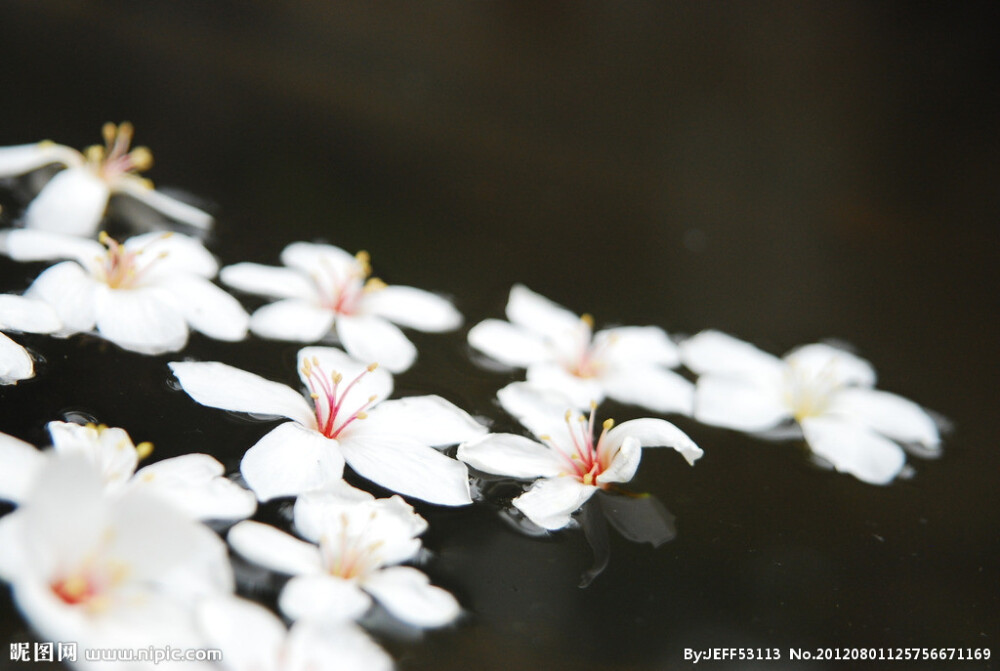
[303,358,379,439]
[323,512,385,580]
[542,404,615,486]
[96,232,170,290]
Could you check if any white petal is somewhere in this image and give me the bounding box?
[340,435,471,506]
[596,435,642,485]
[250,299,336,342]
[47,421,138,488]
[0,512,27,581]
[606,418,704,466]
[0,228,104,266]
[125,230,220,279]
[157,275,249,341]
[827,388,940,448]
[361,285,462,332]
[0,333,35,385]
[281,241,359,277]
[197,596,286,669]
[467,318,551,367]
[93,287,189,354]
[457,433,563,479]
[692,375,790,432]
[0,431,45,502]
[297,345,394,403]
[525,362,605,409]
[23,167,109,235]
[0,142,81,176]
[279,574,371,624]
[220,262,318,300]
[506,284,582,340]
[363,566,460,627]
[133,454,257,521]
[0,294,61,333]
[169,361,315,426]
[496,381,580,440]
[337,314,417,373]
[292,483,378,541]
[285,621,394,671]
[227,520,323,575]
[680,329,785,378]
[512,476,596,530]
[600,364,695,415]
[25,261,98,333]
[801,416,906,485]
[357,395,486,446]
[240,422,345,502]
[785,343,876,388]
[598,326,681,368]
[113,176,214,229]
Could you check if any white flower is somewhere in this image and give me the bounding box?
[457,382,703,530]
[1,228,249,354]
[0,421,256,521]
[680,330,941,485]
[219,241,462,373]
[0,455,233,666]
[169,346,486,505]
[467,284,693,414]
[227,482,460,629]
[0,294,61,384]
[0,122,212,236]
[197,595,394,671]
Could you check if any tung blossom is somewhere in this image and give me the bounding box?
[169,346,486,505]
[458,382,703,530]
[220,241,462,373]
[0,421,256,521]
[227,482,460,629]
[680,330,941,485]
[1,228,249,354]
[0,122,212,236]
[0,293,61,384]
[467,284,693,414]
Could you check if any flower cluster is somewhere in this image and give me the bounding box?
[0,124,944,669]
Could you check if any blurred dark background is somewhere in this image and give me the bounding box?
[1,3,997,669]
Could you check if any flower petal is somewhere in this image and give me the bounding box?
[340,435,471,506]
[692,374,790,432]
[600,364,695,415]
[0,333,35,385]
[512,475,597,530]
[169,360,315,426]
[356,395,486,446]
[197,596,286,669]
[220,262,318,300]
[467,318,551,367]
[93,286,190,354]
[228,520,323,575]
[46,421,138,488]
[828,388,940,448]
[280,574,372,624]
[496,381,581,440]
[297,345,394,403]
[156,275,249,342]
[249,298,336,342]
[0,431,45,502]
[113,176,214,229]
[680,329,785,378]
[0,294,61,334]
[784,343,876,388]
[361,285,462,332]
[598,326,681,368]
[285,620,394,671]
[525,362,606,409]
[606,418,704,466]
[596,435,642,485]
[337,314,417,374]
[457,433,563,479]
[281,241,359,277]
[505,284,581,340]
[240,422,345,502]
[25,261,99,334]
[23,167,110,235]
[363,566,460,627]
[0,142,82,176]
[133,454,257,521]
[0,228,104,266]
[800,416,906,485]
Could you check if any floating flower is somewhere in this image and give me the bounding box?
[0,122,212,236]
[680,330,941,484]
[0,455,233,661]
[1,228,249,354]
[467,284,693,413]
[197,595,393,671]
[227,482,460,629]
[0,421,256,521]
[169,346,485,505]
[0,293,61,384]
[219,241,462,373]
[457,382,702,530]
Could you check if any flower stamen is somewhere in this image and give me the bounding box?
[302,358,380,439]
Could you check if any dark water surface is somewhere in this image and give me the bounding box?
[1,4,998,670]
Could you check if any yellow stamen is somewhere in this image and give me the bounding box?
[135,441,154,460]
[602,418,615,430]
[580,313,595,328]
